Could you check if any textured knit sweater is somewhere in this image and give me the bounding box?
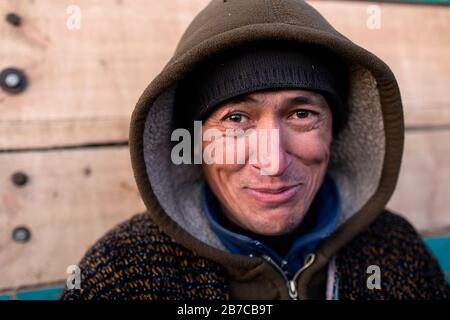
[61,211,449,300]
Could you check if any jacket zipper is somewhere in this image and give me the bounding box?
[261,253,316,300]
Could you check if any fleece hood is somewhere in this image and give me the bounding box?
[129,0,404,299]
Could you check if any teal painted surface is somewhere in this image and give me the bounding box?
[389,0,450,4]
[0,294,12,300]
[15,286,64,300]
[414,0,449,3]
[424,235,450,283]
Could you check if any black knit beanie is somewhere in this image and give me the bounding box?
[175,41,348,135]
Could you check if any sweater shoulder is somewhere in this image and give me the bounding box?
[74,212,179,271]
[84,212,176,255]
[61,212,228,300]
[336,210,450,299]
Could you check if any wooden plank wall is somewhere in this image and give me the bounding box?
[308,1,450,233]
[1,0,449,290]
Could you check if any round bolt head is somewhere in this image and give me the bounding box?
[11,171,29,186]
[12,226,31,243]
[0,68,28,94]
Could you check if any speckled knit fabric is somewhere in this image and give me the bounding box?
[61,213,229,300]
[61,211,449,300]
[336,213,449,299]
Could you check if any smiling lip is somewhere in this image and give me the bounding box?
[244,183,302,204]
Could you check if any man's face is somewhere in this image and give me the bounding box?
[201,89,333,236]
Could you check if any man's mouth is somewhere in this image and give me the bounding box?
[244,183,303,204]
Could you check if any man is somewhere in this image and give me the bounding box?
[62,0,449,300]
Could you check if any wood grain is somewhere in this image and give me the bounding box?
[0,146,145,289]
[388,130,450,233]
[0,0,449,290]
[0,0,210,149]
[1,0,449,149]
[309,1,450,127]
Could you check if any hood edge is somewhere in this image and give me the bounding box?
[129,23,404,281]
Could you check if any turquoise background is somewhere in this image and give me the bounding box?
[380,0,449,4]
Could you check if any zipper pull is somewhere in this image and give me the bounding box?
[288,253,317,300]
[287,280,299,300]
[303,253,316,268]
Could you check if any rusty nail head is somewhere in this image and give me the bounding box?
[11,171,29,186]
[5,13,22,26]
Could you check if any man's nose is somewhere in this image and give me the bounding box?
[249,123,291,176]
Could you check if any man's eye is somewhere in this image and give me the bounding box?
[292,110,314,119]
[224,113,248,123]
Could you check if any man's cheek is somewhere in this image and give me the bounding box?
[293,139,330,165]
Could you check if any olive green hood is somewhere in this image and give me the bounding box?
[129,0,404,299]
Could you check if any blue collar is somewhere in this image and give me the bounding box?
[201,174,341,278]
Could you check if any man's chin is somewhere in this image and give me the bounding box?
[243,210,304,235]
